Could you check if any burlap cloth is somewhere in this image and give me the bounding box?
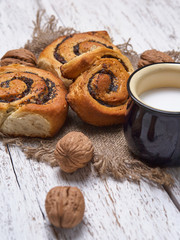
[3,10,180,187]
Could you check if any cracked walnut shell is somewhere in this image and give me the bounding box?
[45,186,85,228]
[54,131,94,173]
[138,49,174,68]
[0,48,37,67]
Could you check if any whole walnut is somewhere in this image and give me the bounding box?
[0,48,37,67]
[45,186,85,228]
[54,131,94,173]
[138,49,174,68]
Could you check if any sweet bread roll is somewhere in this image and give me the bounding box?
[61,47,134,80]
[0,64,68,137]
[67,58,131,126]
[38,31,123,87]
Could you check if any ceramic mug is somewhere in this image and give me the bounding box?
[124,63,180,167]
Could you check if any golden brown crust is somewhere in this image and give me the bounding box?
[37,31,122,87]
[61,47,134,79]
[37,30,134,126]
[0,64,68,137]
[67,58,131,126]
[84,30,112,42]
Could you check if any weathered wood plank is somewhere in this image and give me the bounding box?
[0,143,57,240]
[27,159,180,240]
[0,0,41,57]
[170,168,180,204]
[4,143,179,239]
[0,0,180,239]
[165,168,180,211]
[44,0,180,52]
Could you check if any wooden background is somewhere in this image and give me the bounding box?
[0,0,180,239]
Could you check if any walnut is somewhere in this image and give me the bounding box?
[45,186,85,228]
[54,131,94,173]
[0,48,37,67]
[138,49,174,68]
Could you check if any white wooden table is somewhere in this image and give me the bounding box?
[0,0,180,239]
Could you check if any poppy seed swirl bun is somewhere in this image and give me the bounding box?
[0,64,68,137]
[38,31,133,87]
[67,58,131,126]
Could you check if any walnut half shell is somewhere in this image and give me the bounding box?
[45,186,85,228]
[54,131,94,173]
[138,49,174,68]
[0,48,37,67]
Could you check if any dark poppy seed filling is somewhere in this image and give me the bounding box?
[101,55,128,72]
[73,44,81,56]
[3,71,13,74]
[0,74,56,104]
[53,35,73,64]
[0,76,33,102]
[54,34,114,63]
[54,44,67,64]
[88,69,120,107]
[73,40,113,56]
[40,78,56,104]
[24,71,38,75]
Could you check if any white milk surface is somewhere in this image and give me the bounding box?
[139,88,180,112]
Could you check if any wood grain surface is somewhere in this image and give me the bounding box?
[0,0,180,239]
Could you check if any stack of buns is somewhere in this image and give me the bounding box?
[38,31,133,127]
[0,31,133,137]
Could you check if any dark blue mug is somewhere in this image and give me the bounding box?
[124,63,180,167]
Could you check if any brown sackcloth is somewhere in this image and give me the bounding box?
[2,10,180,187]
